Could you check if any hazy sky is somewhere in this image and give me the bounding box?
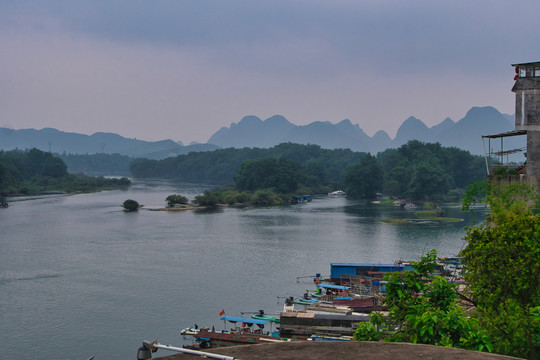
[1,1,539,144]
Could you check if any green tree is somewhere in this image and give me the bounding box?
[42,157,68,178]
[252,189,280,205]
[0,157,23,192]
[354,250,492,352]
[461,182,540,359]
[378,141,486,201]
[303,159,328,186]
[382,164,409,197]
[344,154,383,198]
[234,157,304,193]
[193,190,221,207]
[408,161,452,200]
[122,199,140,212]
[23,148,51,177]
[166,194,188,207]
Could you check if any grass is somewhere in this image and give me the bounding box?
[381,217,463,224]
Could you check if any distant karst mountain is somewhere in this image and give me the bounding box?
[0,106,523,161]
[0,127,219,160]
[207,106,522,156]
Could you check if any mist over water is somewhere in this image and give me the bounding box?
[0,179,486,359]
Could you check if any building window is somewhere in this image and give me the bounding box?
[518,64,540,77]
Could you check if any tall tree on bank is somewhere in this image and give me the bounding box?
[461,182,540,359]
[354,250,492,351]
[408,161,452,201]
[234,157,304,193]
[344,154,383,198]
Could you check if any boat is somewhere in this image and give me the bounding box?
[328,190,346,196]
[285,294,320,306]
[251,310,280,323]
[181,316,304,349]
[308,334,352,341]
[291,195,312,203]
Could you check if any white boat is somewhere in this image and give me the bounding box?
[328,190,346,196]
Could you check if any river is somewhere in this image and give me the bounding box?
[0,179,486,359]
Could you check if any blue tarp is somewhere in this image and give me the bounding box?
[316,284,351,290]
[220,316,268,325]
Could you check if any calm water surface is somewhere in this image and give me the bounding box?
[0,179,486,359]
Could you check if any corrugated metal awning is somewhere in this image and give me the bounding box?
[220,316,268,325]
[482,130,526,139]
[316,284,351,290]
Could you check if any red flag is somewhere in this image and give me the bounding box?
[219,309,225,316]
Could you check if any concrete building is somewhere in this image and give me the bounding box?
[482,61,540,188]
[513,61,540,180]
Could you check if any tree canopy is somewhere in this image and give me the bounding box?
[461,182,540,359]
[122,199,140,212]
[235,157,304,193]
[353,182,540,358]
[0,148,131,196]
[129,141,486,200]
[344,154,383,198]
[166,194,189,207]
[354,250,492,351]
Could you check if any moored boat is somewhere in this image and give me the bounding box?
[181,316,303,349]
[251,309,280,323]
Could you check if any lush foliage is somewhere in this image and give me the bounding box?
[377,141,485,201]
[354,250,492,352]
[362,182,540,358]
[0,148,131,196]
[192,188,283,207]
[235,157,304,193]
[122,199,140,211]
[461,182,540,359]
[166,194,189,207]
[130,143,361,190]
[129,141,485,200]
[343,154,383,198]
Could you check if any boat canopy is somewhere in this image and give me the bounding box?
[316,284,351,290]
[220,316,268,325]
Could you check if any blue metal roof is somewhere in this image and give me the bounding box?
[316,284,351,290]
[331,263,405,267]
[220,316,268,325]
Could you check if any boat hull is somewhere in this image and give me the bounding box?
[182,328,304,349]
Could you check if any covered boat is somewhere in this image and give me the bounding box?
[181,316,303,349]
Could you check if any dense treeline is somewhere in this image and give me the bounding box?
[0,148,131,196]
[235,158,304,193]
[130,141,486,201]
[376,141,486,201]
[130,143,363,188]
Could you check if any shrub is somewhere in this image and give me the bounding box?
[166,194,189,207]
[122,199,140,212]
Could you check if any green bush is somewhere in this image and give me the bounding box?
[166,194,189,207]
[122,199,140,211]
[193,191,220,206]
[252,189,280,205]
